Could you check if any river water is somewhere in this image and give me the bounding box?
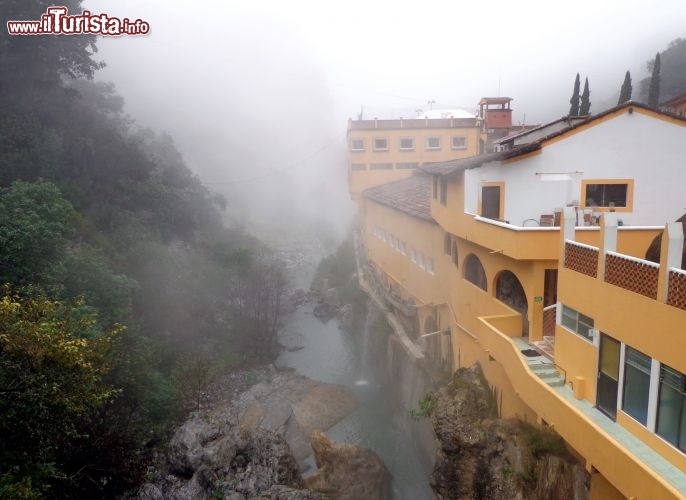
[276,301,435,499]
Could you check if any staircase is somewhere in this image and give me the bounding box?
[526,357,565,388]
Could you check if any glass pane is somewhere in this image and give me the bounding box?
[600,336,620,379]
[657,384,681,446]
[561,313,576,331]
[679,398,686,452]
[578,313,594,328]
[623,365,650,425]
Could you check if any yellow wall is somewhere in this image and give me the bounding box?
[348,126,479,196]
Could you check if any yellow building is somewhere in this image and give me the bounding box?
[352,100,686,499]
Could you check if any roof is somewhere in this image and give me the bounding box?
[492,117,586,145]
[661,91,686,107]
[479,97,513,105]
[362,174,432,221]
[420,143,542,176]
[423,101,686,178]
[416,108,475,119]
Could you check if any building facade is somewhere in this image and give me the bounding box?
[351,100,686,499]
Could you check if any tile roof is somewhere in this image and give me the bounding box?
[422,101,686,178]
[362,174,433,221]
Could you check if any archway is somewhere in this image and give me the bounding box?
[495,270,529,336]
[464,254,487,291]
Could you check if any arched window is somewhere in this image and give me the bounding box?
[444,233,452,255]
[464,254,487,291]
[495,270,529,336]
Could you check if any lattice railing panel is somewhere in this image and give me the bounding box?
[604,253,658,299]
[667,269,686,310]
[543,306,556,337]
[564,241,598,278]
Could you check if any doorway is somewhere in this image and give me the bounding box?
[597,333,620,419]
[481,184,501,220]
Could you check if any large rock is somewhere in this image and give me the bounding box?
[430,366,589,500]
[304,431,390,500]
[139,370,356,500]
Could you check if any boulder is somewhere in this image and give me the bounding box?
[312,303,337,322]
[304,431,390,500]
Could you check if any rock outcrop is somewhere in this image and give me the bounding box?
[138,369,358,499]
[304,431,390,500]
[430,366,589,500]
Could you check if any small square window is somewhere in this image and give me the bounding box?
[373,138,389,151]
[426,137,441,150]
[399,137,415,151]
[351,163,367,171]
[452,136,467,150]
[351,139,364,151]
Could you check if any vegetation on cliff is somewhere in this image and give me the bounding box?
[0,1,288,496]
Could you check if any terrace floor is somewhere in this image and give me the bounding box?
[513,337,686,497]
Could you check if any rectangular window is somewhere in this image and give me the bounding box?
[451,136,467,150]
[373,138,388,151]
[396,162,418,170]
[425,137,441,150]
[657,364,686,452]
[351,163,367,171]
[432,176,438,200]
[350,139,364,151]
[418,252,426,270]
[440,177,448,205]
[399,137,415,151]
[370,163,393,170]
[583,180,631,209]
[401,241,407,255]
[560,305,594,341]
[427,257,435,274]
[411,249,417,263]
[622,347,651,425]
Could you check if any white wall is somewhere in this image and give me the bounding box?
[464,111,686,226]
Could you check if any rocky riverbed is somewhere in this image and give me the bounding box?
[137,367,390,499]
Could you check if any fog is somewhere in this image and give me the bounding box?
[87,0,686,239]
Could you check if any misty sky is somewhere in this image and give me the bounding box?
[82,0,686,234]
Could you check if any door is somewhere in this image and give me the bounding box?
[597,333,620,419]
[481,185,501,220]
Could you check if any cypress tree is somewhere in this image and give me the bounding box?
[580,77,591,115]
[569,73,581,116]
[648,52,661,107]
[618,71,633,105]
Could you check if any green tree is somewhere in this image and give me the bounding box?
[0,181,75,286]
[648,52,661,107]
[0,290,120,498]
[618,71,633,105]
[569,73,581,116]
[580,77,591,115]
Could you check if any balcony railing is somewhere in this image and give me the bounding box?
[564,240,599,277]
[605,251,659,299]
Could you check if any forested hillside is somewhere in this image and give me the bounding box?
[1,1,288,497]
[639,38,686,103]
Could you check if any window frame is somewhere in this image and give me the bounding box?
[622,346,652,426]
[350,138,365,152]
[425,136,441,151]
[581,179,634,212]
[399,137,415,151]
[560,304,594,342]
[451,135,467,150]
[373,137,389,151]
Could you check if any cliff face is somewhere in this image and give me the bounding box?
[430,366,589,500]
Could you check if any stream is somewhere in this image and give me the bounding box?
[276,301,435,499]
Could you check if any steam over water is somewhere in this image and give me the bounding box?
[276,303,435,499]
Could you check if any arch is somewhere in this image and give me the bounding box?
[495,270,529,335]
[464,253,487,291]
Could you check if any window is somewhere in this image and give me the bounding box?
[560,305,594,341]
[451,240,459,267]
[399,137,415,151]
[370,163,393,170]
[432,176,438,200]
[396,162,418,170]
[440,177,448,205]
[451,136,467,150]
[400,241,407,255]
[582,180,632,209]
[623,347,651,425]
[418,252,426,270]
[425,137,441,150]
[426,257,435,274]
[411,249,417,263]
[350,139,364,151]
[464,254,487,291]
[351,163,367,171]
[373,138,388,151]
[657,364,686,452]
[444,233,452,255]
